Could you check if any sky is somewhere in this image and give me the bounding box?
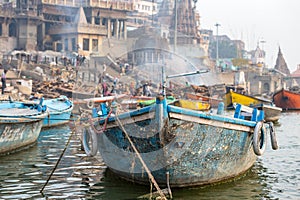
[197,0,300,72]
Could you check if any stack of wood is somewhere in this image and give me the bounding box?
[32,80,75,99]
[32,80,62,98]
[191,84,210,97]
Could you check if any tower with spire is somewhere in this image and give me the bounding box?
[274,47,290,75]
[158,0,200,45]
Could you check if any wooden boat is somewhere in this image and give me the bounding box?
[0,100,47,155]
[120,96,208,111]
[252,104,282,123]
[81,70,279,189]
[185,92,223,108]
[72,93,127,114]
[41,96,74,128]
[174,99,210,110]
[225,89,271,108]
[226,90,282,122]
[122,96,169,109]
[273,88,300,110]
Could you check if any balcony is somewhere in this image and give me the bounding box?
[47,23,107,35]
[41,0,133,11]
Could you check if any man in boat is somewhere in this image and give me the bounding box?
[1,69,8,95]
[102,81,110,96]
[143,82,152,97]
[110,85,115,94]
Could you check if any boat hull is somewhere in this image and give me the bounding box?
[95,105,259,187]
[174,99,210,110]
[273,89,300,110]
[227,90,281,122]
[0,120,43,155]
[43,109,72,128]
[225,90,267,108]
[261,104,282,122]
[0,101,47,155]
[185,93,223,108]
[42,96,73,128]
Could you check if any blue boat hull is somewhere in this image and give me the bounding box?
[41,96,73,128]
[43,109,72,128]
[0,100,47,155]
[0,120,43,155]
[95,104,260,187]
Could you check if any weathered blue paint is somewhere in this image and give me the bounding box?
[168,104,257,127]
[94,98,272,187]
[217,102,225,115]
[100,105,156,123]
[41,96,73,128]
[0,101,47,155]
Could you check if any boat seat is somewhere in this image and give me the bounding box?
[234,103,264,122]
[92,103,108,118]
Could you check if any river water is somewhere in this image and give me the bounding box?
[0,112,299,199]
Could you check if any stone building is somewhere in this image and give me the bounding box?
[274,46,290,76]
[0,3,18,54]
[126,0,158,29]
[246,68,282,96]
[0,0,208,59]
[290,65,300,87]
[0,0,133,57]
[246,47,290,96]
[250,44,265,67]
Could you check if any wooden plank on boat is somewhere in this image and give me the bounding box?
[169,112,253,132]
[174,99,210,111]
[74,94,127,104]
[0,107,39,117]
[104,111,155,130]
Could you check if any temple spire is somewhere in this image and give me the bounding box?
[274,46,290,75]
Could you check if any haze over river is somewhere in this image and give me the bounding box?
[0,111,299,199]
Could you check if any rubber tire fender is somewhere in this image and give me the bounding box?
[269,122,279,150]
[87,100,94,109]
[82,127,98,157]
[253,121,267,156]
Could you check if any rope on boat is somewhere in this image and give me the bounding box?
[149,179,153,200]
[40,118,78,195]
[88,108,113,134]
[114,112,167,200]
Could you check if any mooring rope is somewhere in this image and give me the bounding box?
[88,108,113,134]
[40,118,78,195]
[114,112,167,199]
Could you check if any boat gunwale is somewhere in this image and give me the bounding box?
[98,103,258,128]
[228,90,273,104]
[45,102,74,115]
[0,112,48,123]
[167,105,257,127]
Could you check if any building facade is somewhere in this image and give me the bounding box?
[0,0,133,57]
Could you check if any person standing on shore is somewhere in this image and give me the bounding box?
[1,69,8,95]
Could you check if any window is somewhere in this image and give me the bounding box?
[102,18,106,26]
[9,23,17,37]
[95,10,101,25]
[83,38,89,51]
[72,38,76,51]
[92,39,98,51]
[263,82,270,93]
[64,38,68,51]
